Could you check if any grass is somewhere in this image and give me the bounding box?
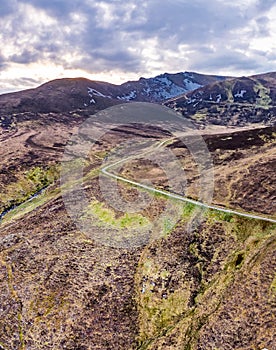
[193,112,206,121]
[1,256,26,349]
[210,210,234,223]
[270,275,276,295]
[182,202,196,217]
[253,81,272,107]
[0,164,59,215]
[0,341,7,349]
[1,186,60,224]
[83,200,150,229]
[136,256,191,344]
[135,203,276,348]
[1,166,102,225]
[163,218,175,235]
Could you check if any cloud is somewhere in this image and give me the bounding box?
[190,50,263,72]
[256,0,276,12]
[19,0,85,17]
[0,0,275,93]
[0,76,41,94]
[10,49,39,64]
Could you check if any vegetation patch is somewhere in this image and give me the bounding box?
[83,200,150,229]
[136,256,190,344]
[193,112,206,121]
[224,80,234,102]
[270,275,276,295]
[0,165,59,216]
[182,202,196,217]
[234,252,245,268]
[135,204,276,349]
[1,186,60,224]
[253,81,272,107]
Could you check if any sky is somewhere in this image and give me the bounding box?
[0,0,276,94]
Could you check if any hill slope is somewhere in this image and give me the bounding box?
[0,103,275,348]
[0,71,229,115]
[0,71,275,349]
[165,71,276,127]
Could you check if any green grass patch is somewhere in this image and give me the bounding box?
[215,211,234,222]
[83,200,150,229]
[193,112,206,121]
[137,257,190,344]
[2,165,101,224]
[253,81,272,107]
[2,187,60,224]
[270,274,276,295]
[135,204,276,348]
[0,164,60,214]
[182,202,196,217]
[162,217,176,236]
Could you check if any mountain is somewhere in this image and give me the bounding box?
[0,71,229,116]
[2,71,275,129]
[0,78,120,115]
[165,71,276,127]
[118,71,229,102]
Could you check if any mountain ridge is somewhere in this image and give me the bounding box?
[0,71,275,130]
[0,71,230,115]
[165,71,276,127]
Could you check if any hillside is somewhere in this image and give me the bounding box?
[0,72,275,349]
[0,71,228,115]
[119,72,229,102]
[1,71,275,130]
[165,71,276,127]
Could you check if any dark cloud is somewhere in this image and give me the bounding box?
[10,49,39,64]
[127,1,244,41]
[0,77,41,94]
[77,50,142,74]
[0,62,7,71]
[254,16,270,36]
[19,77,41,84]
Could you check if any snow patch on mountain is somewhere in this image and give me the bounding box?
[84,71,226,105]
[117,90,137,101]
[183,79,202,91]
[234,90,247,98]
[139,76,194,101]
[87,87,111,104]
[186,97,197,104]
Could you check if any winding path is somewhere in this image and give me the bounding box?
[101,139,276,224]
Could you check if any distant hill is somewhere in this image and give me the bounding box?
[0,71,229,115]
[165,72,276,127]
[119,71,229,102]
[1,71,275,128]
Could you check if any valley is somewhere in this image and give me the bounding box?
[0,71,275,350]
